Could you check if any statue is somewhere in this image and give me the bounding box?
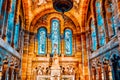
[50,50,61,80]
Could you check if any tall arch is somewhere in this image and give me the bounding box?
[6,0,16,44]
[95,0,106,46]
[64,29,72,55]
[0,0,8,37]
[37,27,47,55]
[14,18,20,49]
[51,19,60,55]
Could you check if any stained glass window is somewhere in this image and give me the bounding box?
[0,0,7,36]
[0,0,3,15]
[96,0,106,46]
[91,19,97,51]
[51,19,60,55]
[107,0,116,36]
[64,29,72,55]
[37,28,47,54]
[6,0,16,44]
[14,20,20,49]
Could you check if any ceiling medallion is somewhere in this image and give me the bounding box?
[53,0,73,13]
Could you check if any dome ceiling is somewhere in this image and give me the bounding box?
[22,0,89,33]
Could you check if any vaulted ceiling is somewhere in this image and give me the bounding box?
[21,0,90,33]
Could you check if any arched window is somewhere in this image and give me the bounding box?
[14,19,20,49]
[95,0,106,46]
[51,19,60,55]
[37,28,47,55]
[0,0,3,15]
[64,29,72,55]
[91,19,97,51]
[0,0,7,37]
[6,0,16,44]
[105,0,116,37]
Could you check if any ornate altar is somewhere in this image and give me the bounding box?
[32,52,78,80]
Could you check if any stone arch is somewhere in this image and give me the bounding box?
[30,4,80,33]
[32,12,78,34]
[86,15,93,32]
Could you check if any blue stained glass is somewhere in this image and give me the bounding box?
[96,0,106,46]
[109,1,116,35]
[0,0,7,36]
[51,19,60,55]
[6,0,16,44]
[14,21,20,49]
[91,20,97,51]
[64,29,72,55]
[38,28,46,54]
[0,0,3,15]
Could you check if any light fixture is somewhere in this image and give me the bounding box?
[53,0,73,14]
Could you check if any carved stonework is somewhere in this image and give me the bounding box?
[31,56,78,80]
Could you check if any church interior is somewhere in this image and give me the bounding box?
[0,0,120,80]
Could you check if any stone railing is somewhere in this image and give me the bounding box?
[0,38,21,80]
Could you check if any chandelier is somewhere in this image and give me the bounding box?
[53,0,73,13]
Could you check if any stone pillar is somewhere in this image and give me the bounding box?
[103,64,109,80]
[91,66,96,80]
[81,33,89,80]
[61,38,64,57]
[48,38,51,55]
[22,31,29,80]
[75,34,83,79]
[9,65,14,80]
[26,35,34,80]
[97,66,102,80]
[2,63,8,80]
[14,68,19,80]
